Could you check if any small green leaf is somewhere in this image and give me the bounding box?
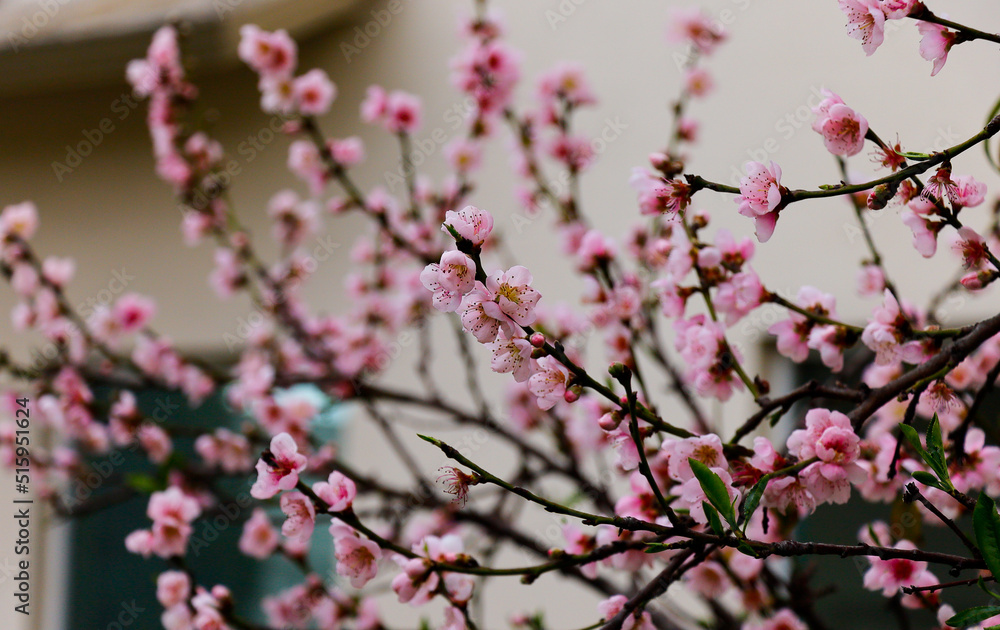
[925,415,951,485]
[125,473,161,493]
[911,470,944,490]
[947,605,1000,627]
[898,423,927,459]
[736,541,758,558]
[739,475,770,531]
[899,421,951,487]
[977,576,1000,600]
[690,458,736,528]
[643,543,673,554]
[973,493,1000,581]
[703,502,724,537]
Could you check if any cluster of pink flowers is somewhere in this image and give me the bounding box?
[238,25,337,116]
[811,90,869,157]
[125,487,202,558]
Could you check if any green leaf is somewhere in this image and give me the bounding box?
[984,94,1000,175]
[124,473,161,493]
[911,470,945,490]
[898,423,927,459]
[690,458,736,528]
[643,543,670,554]
[703,502,724,537]
[736,541,758,558]
[977,576,1000,600]
[925,415,951,484]
[899,421,951,488]
[739,475,770,531]
[973,493,1000,581]
[947,605,1000,627]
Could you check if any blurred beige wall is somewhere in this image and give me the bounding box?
[1,1,999,628]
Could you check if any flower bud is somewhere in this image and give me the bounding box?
[598,411,622,431]
[529,332,546,347]
[866,182,898,210]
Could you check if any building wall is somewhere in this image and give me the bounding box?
[1,1,999,628]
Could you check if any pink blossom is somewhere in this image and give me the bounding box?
[239,508,279,559]
[443,138,483,173]
[157,571,191,608]
[279,491,316,542]
[686,560,731,598]
[662,433,727,482]
[862,540,937,599]
[195,429,252,474]
[385,91,422,133]
[258,73,295,114]
[744,609,808,630]
[951,175,987,208]
[629,169,691,216]
[917,22,958,76]
[360,85,388,122]
[537,62,597,108]
[861,289,924,365]
[332,525,383,588]
[113,293,156,333]
[442,607,469,630]
[483,265,541,330]
[597,594,655,630]
[806,325,848,372]
[812,91,869,156]
[838,0,888,56]
[788,409,858,463]
[329,136,365,167]
[900,205,940,258]
[292,68,336,115]
[250,432,308,499]
[313,470,357,512]
[459,283,502,342]
[238,25,297,77]
[138,423,173,464]
[952,227,989,270]
[714,270,764,325]
[667,7,726,55]
[857,264,885,296]
[684,67,713,97]
[487,331,534,382]
[286,141,325,194]
[148,486,201,524]
[443,205,494,246]
[528,356,571,410]
[41,256,75,287]
[736,161,784,242]
[0,202,39,241]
